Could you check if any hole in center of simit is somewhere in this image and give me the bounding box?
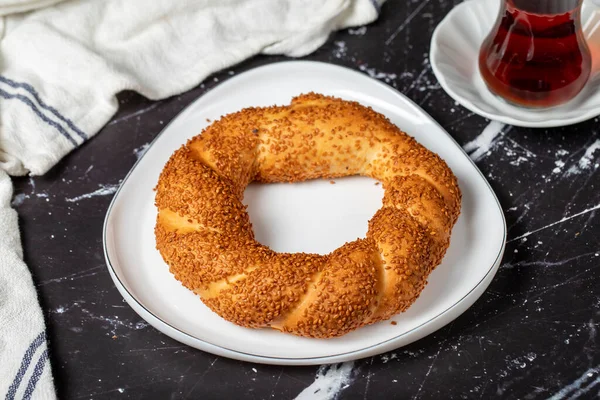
[243,176,384,255]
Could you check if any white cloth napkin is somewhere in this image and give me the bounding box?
[0,0,383,398]
[0,170,55,400]
[0,0,63,16]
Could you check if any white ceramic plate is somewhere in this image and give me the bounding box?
[430,0,600,128]
[103,61,506,365]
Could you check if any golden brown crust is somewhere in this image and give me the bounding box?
[154,93,461,338]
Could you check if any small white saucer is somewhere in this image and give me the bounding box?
[430,0,600,128]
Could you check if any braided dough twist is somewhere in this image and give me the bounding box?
[155,93,461,338]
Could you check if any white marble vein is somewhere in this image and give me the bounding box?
[65,184,119,202]
[509,203,600,243]
[133,142,151,160]
[295,362,354,400]
[108,103,160,126]
[566,139,600,176]
[463,121,507,162]
[548,365,599,399]
[385,0,432,45]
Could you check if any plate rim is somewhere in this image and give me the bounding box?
[430,0,600,128]
[102,60,507,365]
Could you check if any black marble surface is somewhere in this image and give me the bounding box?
[10,1,600,399]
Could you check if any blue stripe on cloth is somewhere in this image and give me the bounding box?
[22,349,49,400]
[0,88,78,147]
[0,76,87,140]
[4,332,46,400]
[369,0,381,14]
